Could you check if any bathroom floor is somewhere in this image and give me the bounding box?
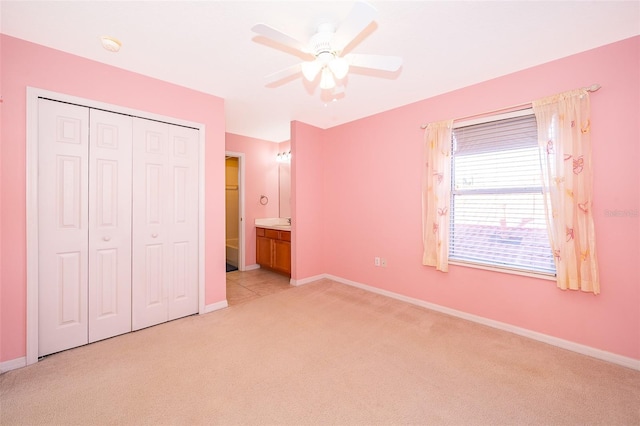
[226,268,292,306]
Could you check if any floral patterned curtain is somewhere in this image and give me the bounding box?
[422,120,453,272]
[533,89,600,293]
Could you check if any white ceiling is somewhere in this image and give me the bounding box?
[2,1,639,142]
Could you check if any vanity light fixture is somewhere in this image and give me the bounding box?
[100,36,122,52]
[276,151,291,163]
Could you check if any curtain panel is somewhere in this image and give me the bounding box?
[533,89,600,294]
[422,120,453,272]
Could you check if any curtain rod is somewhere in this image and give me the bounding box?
[420,83,601,129]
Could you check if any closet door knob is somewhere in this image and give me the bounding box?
[103,236,111,242]
[152,233,158,238]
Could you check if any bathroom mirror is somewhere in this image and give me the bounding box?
[279,162,291,218]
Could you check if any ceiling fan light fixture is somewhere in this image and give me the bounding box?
[320,67,336,90]
[301,60,322,82]
[328,56,349,80]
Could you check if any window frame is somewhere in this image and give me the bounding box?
[448,109,557,279]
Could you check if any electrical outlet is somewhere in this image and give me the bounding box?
[374,257,380,267]
[381,258,387,267]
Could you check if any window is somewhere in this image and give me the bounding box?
[449,111,556,275]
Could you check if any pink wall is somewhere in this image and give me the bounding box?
[0,33,4,361]
[290,121,326,280]
[2,33,637,364]
[298,36,638,360]
[225,133,285,266]
[0,35,227,362]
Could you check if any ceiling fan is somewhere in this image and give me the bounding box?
[251,1,402,92]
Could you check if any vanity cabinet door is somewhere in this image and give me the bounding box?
[256,235,273,266]
[273,239,291,275]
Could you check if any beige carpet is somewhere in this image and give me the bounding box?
[1,279,639,425]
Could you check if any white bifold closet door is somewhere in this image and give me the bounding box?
[38,100,133,356]
[132,118,199,331]
[88,109,133,342]
[38,99,199,357]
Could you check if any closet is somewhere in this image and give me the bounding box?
[37,98,199,357]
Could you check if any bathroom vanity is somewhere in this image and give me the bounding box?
[256,226,291,276]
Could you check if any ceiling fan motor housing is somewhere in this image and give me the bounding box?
[309,23,338,60]
[302,23,349,87]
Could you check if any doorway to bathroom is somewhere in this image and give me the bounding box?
[225,152,245,272]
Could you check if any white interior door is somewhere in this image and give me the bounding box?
[88,109,133,343]
[167,125,199,320]
[132,118,170,330]
[38,99,89,356]
[132,118,199,330]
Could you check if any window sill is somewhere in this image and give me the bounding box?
[448,260,557,281]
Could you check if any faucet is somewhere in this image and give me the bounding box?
[287,217,291,225]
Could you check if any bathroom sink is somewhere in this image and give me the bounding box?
[255,218,291,231]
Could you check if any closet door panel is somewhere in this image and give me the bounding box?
[132,119,171,330]
[38,99,90,356]
[167,126,199,320]
[88,109,133,343]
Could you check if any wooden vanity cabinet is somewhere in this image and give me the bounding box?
[256,232,272,267]
[256,227,291,276]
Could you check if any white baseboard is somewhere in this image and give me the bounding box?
[290,274,328,287]
[322,274,640,371]
[203,300,229,314]
[243,264,260,271]
[0,356,27,373]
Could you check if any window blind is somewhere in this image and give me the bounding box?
[450,114,556,275]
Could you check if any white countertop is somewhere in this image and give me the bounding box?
[255,217,291,232]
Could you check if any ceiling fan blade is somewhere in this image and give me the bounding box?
[344,53,402,72]
[264,63,302,86]
[252,23,309,53]
[331,1,378,52]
